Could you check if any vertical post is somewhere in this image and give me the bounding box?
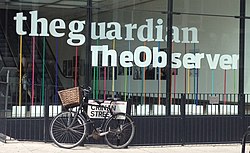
[180,93,186,145]
[85,0,92,86]
[166,0,173,115]
[239,0,245,125]
[44,87,49,142]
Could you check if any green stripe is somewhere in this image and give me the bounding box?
[234,69,236,93]
[93,65,96,98]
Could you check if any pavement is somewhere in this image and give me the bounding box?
[0,139,248,153]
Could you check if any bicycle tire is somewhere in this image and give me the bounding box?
[49,111,87,149]
[104,113,135,149]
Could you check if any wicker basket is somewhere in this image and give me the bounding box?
[58,87,80,108]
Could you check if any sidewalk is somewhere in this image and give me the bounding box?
[0,140,246,153]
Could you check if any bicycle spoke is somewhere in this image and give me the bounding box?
[121,122,133,130]
[54,120,67,128]
[116,138,120,146]
[71,124,85,130]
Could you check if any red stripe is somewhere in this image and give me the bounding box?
[184,44,186,94]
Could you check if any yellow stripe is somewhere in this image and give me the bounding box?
[19,36,22,106]
[144,41,146,104]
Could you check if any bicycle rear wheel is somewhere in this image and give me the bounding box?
[49,111,87,149]
[104,113,135,149]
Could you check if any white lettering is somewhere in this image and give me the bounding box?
[124,24,137,40]
[120,51,134,67]
[137,18,154,42]
[152,47,167,67]
[232,54,239,69]
[220,54,232,70]
[106,22,122,40]
[29,11,49,36]
[134,46,152,67]
[206,54,220,70]
[13,12,27,35]
[67,21,85,46]
[172,53,182,68]
[183,53,195,69]
[182,27,199,43]
[49,19,65,37]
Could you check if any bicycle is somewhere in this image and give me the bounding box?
[49,86,135,149]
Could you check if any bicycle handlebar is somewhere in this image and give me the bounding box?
[79,85,92,95]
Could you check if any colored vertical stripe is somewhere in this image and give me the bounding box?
[18,36,23,106]
[93,39,99,99]
[55,39,59,104]
[184,44,187,94]
[211,70,214,95]
[93,65,96,98]
[31,37,35,105]
[112,40,115,96]
[193,44,196,104]
[74,47,78,87]
[142,42,146,104]
[128,41,131,99]
[224,70,227,104]
[193,44,198,105]
[96,67,99,98]
[173,69,177,104]
[104,67,106,100]
[124,67,127,101]
[187,69,190,93]
[234,69,236,93]
[172,42,176,104]
[41,37,46,106]
[158,42,161,105]
[196,69,199,105]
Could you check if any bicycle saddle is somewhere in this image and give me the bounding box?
[106,97,121,101]
[94,99,105,105]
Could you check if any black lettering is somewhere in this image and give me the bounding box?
[90,111,95,117]
[111,105,117,111]
[91,106,96,110]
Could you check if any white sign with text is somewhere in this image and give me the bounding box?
[87,100,127,119]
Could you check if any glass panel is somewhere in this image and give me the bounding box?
[93,0,169,116]
[173,0,239,116]
[174,0,239,16]
[172,14,239,94]
[0,1,88,110]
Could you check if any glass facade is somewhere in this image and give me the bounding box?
[0,0,249,116]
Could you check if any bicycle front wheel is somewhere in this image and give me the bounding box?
[49,111,87,149]
[104,113,135,149]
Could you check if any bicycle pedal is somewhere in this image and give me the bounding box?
[87,134,93,138]
[99,131,109,136]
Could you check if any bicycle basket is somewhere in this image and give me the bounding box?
[58,87,80,108]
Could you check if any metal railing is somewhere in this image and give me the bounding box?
[0,81,249,145]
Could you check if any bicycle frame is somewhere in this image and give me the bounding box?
[67,92,117,134]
